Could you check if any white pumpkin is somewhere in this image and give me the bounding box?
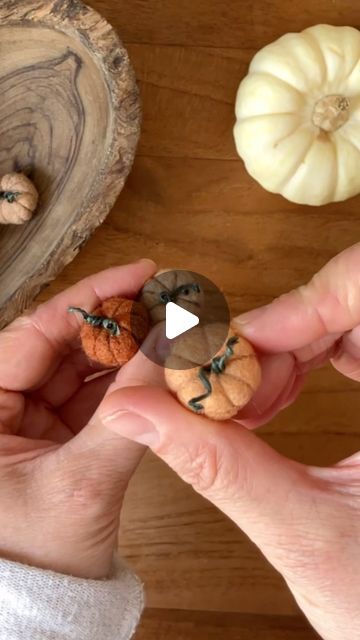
[234,24,360,206]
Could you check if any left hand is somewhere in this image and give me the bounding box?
[0,259,157,579]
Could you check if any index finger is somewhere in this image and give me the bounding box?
[0,259,156,391]
[233,243,360,352]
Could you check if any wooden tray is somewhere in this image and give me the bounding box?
[0,0,141,328]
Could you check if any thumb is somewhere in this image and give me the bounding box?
[233,242,360,352]
[53,327,166,498]
[100,385,313,556]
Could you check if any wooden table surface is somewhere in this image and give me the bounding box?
[38,1,360,638]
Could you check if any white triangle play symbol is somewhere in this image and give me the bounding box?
[165,302,199,339]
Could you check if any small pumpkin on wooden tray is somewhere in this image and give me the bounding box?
[0,0,140,330]
[0,173,38,225]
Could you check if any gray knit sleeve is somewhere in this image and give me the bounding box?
[0,555,144,640]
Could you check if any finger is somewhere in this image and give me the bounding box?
[291,332,342,372]
[331,324,360,380]
[0,389,73,442]
[99,385,313,552]
[241,371,305,428]
[0,390,24,435]
[52,327,165,490]
[57,323,166,434]
[237,352,296,426]
[233,243,360,352]
[59,371,116,433]
[33,347,105,407]
[109,323,166,392]
[0,259,156,392]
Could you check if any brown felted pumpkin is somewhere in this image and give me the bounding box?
[140,269,204,324]
[69,297,150,367]
[165,322,261,421]
[0,173,38,224]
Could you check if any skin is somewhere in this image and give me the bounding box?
[1,246,360,639]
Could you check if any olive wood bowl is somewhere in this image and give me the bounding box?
[0,0,141,329]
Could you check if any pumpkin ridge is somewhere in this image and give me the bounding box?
[217,369,253,400]
[344,54,360,84]
[302,31,327,84]
[94,329,103,364]
[329,141,338,202]
[109,328,123,363]
[177,298,202,310]
[277,134,316,192]
[148,300,161,312]
[215,373,238,412]
[18,204,33,213]
[153,276,172,293]
[238,112,300,122]
[175,356,200,371]
[202,326,215,366]
[336,129,360,156]
[109,298,129,316]
[248,70,304,96]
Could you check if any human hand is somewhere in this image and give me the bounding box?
[101,244,360,640]
[0,258,157,579]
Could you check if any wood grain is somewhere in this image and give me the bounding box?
[31,0,360,636]
[135,609,319,640]
[0,0,140,329]
[90,0,360,48]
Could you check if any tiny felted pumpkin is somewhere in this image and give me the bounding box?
[234,24,360,206]
[140,269,204,324]
[0,173,38,224]
[165,323,261,421]
[69,296,149,367]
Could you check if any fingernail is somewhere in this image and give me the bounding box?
[233,305,269,327]
[136,258,157,267]
[103,410,160,448]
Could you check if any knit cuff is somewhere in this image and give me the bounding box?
[0,555,144,640]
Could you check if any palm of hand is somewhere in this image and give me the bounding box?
[0,261,156,579]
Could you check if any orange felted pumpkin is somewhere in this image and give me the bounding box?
[165,323,261,421]
[69,297,149,367]
[0,173,38,224]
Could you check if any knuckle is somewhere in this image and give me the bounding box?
[169,441,234,497]
[35,453,119,520]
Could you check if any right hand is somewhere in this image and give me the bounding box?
[99,243,360,640]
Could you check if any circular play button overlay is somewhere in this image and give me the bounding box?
[138,270,230,369]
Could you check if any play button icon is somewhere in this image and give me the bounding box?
[138,269,230,369]
[166,302,199,339]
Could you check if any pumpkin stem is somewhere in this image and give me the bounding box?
[0,190,19,203]
[210,336,238,374]
[312,94,350,133]
[188,336,239,413]
[68,306,121,337]
[159,283,201,305]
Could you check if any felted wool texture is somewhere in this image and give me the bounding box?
[165,323,261,421]
[140,269,204,324]
[0,555,144,640]
[0,173,38,224]
[80,297,149,367]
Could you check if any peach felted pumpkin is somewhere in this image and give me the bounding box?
[0,173,38,224]
[69,297,149,367]
[140,269,204,324]
[165,323,261,421]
